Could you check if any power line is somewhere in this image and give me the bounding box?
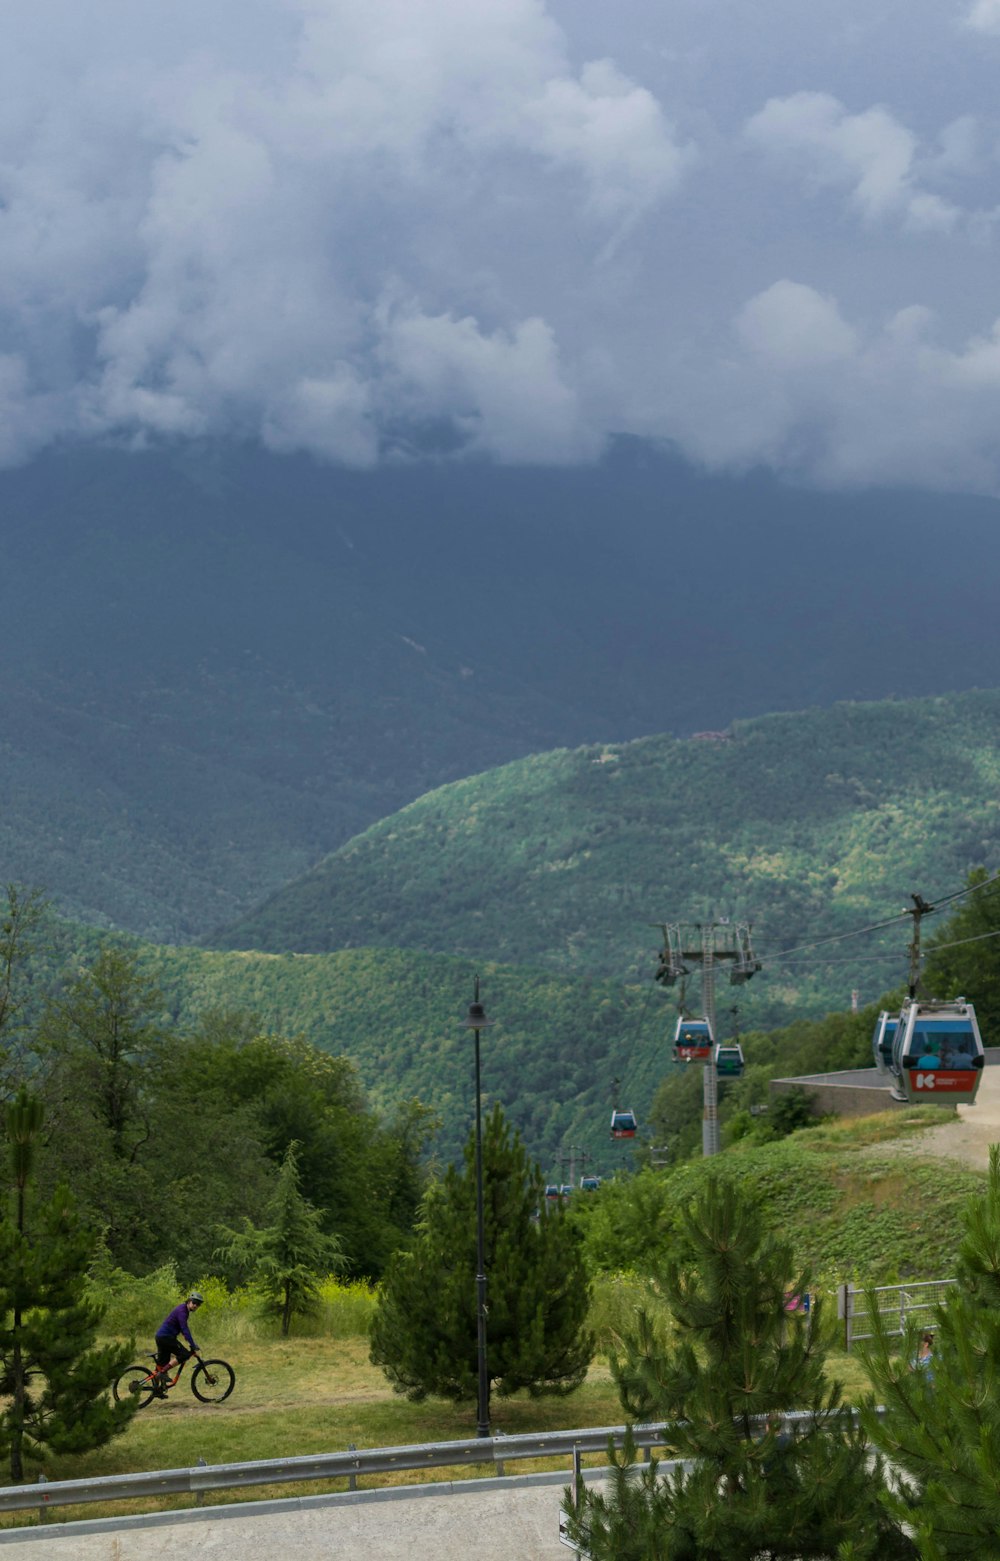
[924,925,1000,957]
[752,869,1000,971]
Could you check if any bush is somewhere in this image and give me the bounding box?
[588,1271,670,1353]
[86,1258,377,1345]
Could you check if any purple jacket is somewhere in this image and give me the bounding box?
[156,1302,197,1350]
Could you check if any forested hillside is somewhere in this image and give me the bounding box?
[5,443,1000,941]
[217,689,1000,1030]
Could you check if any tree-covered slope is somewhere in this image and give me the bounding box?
[139,943,661,1177]
[215,689,1000,1026]
[6,441,1000,942]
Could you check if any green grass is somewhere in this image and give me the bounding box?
[8,1332,883,1533]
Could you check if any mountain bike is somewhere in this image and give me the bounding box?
[113,1351,235,1409]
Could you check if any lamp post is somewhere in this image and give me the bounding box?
[465,976,493,1438]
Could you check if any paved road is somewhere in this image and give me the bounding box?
[0,1475,580,1559]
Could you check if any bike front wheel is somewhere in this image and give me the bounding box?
[191,1358,235,1403]
[114,1365,156,1409]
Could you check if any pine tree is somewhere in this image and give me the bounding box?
[565,1171,911,1561]
[0,1089,136,1483]
[859,1144,1000,1558]
[215,1140,345,1335]
[369,1104,593,1409]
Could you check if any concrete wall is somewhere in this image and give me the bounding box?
[769,1072,908,1119]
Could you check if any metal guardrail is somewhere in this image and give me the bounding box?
[0,1423,677,1521]
[0,1407,889,1533]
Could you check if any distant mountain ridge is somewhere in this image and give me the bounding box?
[215,689,1000,1032]
[3,440,1000,941]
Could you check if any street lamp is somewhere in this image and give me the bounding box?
[465,975,493,1438]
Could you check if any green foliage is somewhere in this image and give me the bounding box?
[0,1091,136,1483]
[859,1145,1000,1558]
[215,1142,346,1336]
[370,1105,594,1408]
[586,1270,671,1354]
[0,885,46,1071]
[573,1138,981,1291]
[566,1173,912,1560]
[769,1088,822,1138]
[218,692,1000,1026]
[567,1170,681,1276]
[924,867,1000,1032]
[37,943,167,1160]
[189,1013,434,1279]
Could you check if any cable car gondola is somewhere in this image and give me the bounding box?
[580,1175,601,1192]
[673,1016,714,1064]
[714,1043,745,1079]
[544,1183,561,1202]
[610,1109,638,1139]
[889,998,984,1105]
[871,1011,898,1079]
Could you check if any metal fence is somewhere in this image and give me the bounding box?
[839,1278,956,1351]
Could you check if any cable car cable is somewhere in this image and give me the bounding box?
[750,869,1000,971]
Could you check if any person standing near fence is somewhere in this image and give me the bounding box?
[911,1330,934,1383]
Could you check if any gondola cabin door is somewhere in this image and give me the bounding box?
[871,1011,898,1079]
[890,999,984,1105]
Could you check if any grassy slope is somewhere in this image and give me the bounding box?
[215,690,1000,1030]
[662,1111,982,1285]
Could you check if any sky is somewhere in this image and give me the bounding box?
[4,0,1000,491]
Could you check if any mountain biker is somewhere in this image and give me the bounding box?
[152,1291,204,1394]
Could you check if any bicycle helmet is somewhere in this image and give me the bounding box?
[188,1291,204,1306]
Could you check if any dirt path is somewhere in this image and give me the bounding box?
[895,1064,1000,1170]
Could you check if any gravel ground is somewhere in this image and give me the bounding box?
[893,1062,1000,1170]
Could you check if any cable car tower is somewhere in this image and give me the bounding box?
[654,921,761,1156]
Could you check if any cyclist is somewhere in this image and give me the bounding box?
[152,1291,204,1395]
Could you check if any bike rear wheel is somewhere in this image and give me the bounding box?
[114,1365,156,1409]
[191,1358,235,1403]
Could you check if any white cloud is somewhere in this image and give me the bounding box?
[2,0,1000,490]
[378,305,590,463]
[745,92,961,229]
[0,0,687,466]
[965,0,1000,34]
[736,281,857,365]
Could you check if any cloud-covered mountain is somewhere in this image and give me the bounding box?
[5,0,1000,488]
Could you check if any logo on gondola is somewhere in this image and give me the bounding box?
[915,1073,936,1089]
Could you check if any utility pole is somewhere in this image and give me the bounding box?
[905,893,935,998]
[558,1146,592,1186]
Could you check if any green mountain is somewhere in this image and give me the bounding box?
[215,689,1000,1029]
[6,442,1000,942]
